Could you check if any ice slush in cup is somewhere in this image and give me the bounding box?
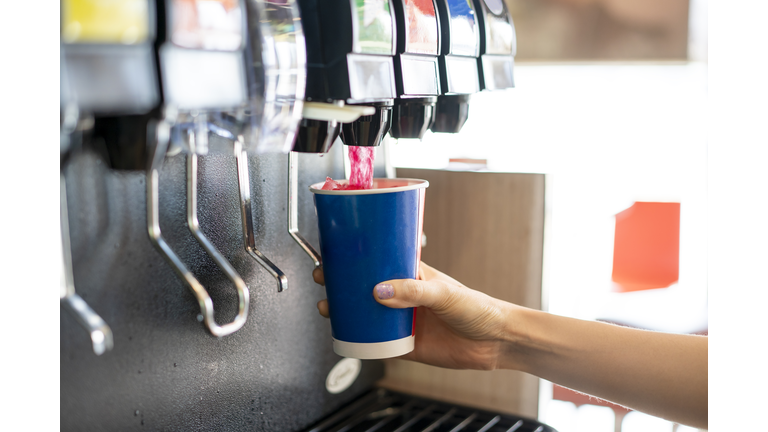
[310,178,428,359]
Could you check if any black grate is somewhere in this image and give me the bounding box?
[303,388,558,432]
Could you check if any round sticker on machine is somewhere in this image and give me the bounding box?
[325,358,362,394]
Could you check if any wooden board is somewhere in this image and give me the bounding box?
[377,168,546,418]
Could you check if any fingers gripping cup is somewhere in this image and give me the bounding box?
[310,178,428,359]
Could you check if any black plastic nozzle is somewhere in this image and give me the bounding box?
[340,104,393,147]
[390,97,437,140]
[430,94,471,134]
[293,118,341,153]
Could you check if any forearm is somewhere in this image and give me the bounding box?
[496,304,708,429]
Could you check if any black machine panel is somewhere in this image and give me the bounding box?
[60,141,386,431]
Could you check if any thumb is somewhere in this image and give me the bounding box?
[373,279,455,311]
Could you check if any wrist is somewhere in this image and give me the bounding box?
[493,302,544,372]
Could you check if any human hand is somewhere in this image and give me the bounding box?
[314,264,708,429]
[313,262,508,370]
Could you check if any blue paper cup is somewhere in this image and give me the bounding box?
[310,178,429,359]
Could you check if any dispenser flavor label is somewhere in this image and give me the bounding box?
[61,0,150,44]
[171,0,243,51]
[446,0,479,57]
[404,0,439,55]
[354,0,395,55]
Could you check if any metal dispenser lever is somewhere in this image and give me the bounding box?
[147,111,249,337]
[60,175,114,355]
[287,104,375,267]
[288,151,322,268]
[186,131,250,330]
[235,137,288,291]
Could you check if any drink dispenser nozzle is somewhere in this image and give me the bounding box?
[288,103,374,268]
[431,93,471,133]
[161,0,306,296]
[60,0,165,352]
[430,0,482,134]
[389,0,442,140]
[294,0,398,150]
[61,0,161,170]
[428,0,517,134]
[286,0,399,267]
[233,0,309,290]
[293,102,375,153]
[148,0,271,337]
[341,101,394,147]
[473,0,516,91]
[238,0,306,154]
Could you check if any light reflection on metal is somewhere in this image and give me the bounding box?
[235,137,288,292]
[288,151,322,268]
[482,5,515,55]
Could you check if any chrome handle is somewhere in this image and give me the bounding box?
[186,146,249,335]
[235,137,288,292]
[146,111,249,337]
[288,151,322,268]
[60,174,114,355]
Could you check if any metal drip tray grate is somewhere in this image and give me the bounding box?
[304,388,558,432]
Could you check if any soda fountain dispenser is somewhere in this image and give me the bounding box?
[59,0,163,354]
[60,53,113,354]
[62,2,385,429]
[61,0,161,170]
[473,0,516,91]
[230,0,309,293]
[430,0,482,133]
[287,0,396,267]
[183,0,308,293]
[389,0,442,139]
[428,0,517,133]
[60,3,557,431]
[149,0,318,335]
[237,0,307,154]
[295,0,397,149]
[148,0,254,337]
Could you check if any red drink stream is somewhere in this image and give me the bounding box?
[321,146,376,191]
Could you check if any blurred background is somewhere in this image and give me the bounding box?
[387,0,709,431]
[509,0,694,61]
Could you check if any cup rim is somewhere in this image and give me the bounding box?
[309,178,429,195]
